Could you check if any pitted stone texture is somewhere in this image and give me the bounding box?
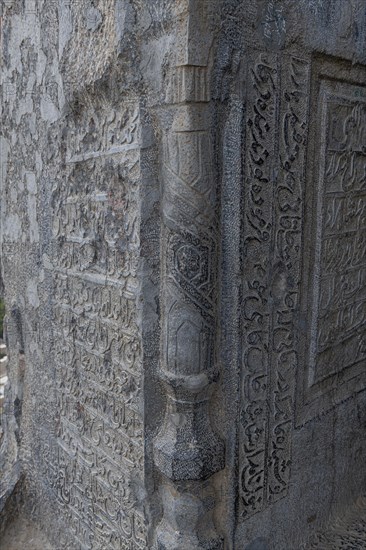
[1,516,54,550]
[303,497,366,549]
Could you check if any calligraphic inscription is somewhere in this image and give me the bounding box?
[239,53,310,520]
[49,102,147,549]
[316,98,366,379]
[239,51,278,521]
[66,101,140,163]
[297,70,366,425]
[266,56,310,505]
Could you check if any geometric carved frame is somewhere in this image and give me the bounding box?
[296,57,366,426]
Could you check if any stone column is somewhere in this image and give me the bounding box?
[153,1,225,548]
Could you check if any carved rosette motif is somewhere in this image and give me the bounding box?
[239,53,310,519]
[153,2,224,548]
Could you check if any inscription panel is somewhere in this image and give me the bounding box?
[48,101,147,549]
[297,61,366,425]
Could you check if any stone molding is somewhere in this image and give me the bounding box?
[152,1,225,548]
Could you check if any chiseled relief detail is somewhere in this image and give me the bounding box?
[239,52,278,519]
[66,101,140,163]
[298,76,366,423]
[315,97,366,377]
[49,101,147,549]
[153,102,225,549]
[152,2,225,547]
[239,53,310,519]
[267,57,310,504]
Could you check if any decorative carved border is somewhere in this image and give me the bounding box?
[239,52,311,520]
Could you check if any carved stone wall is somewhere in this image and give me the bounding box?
[215,2,366,548]
[0,1,365,549]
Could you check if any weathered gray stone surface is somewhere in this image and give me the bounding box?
[0,1,365,549]
[303,496,366,549]
[1,514,54,550]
